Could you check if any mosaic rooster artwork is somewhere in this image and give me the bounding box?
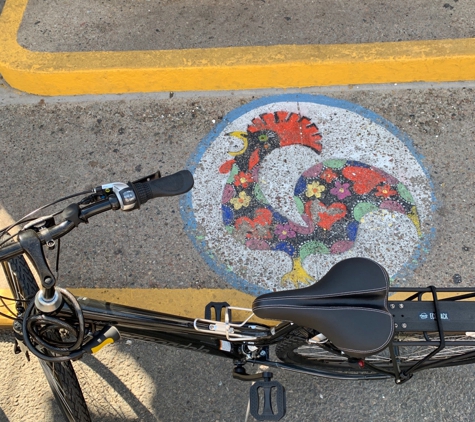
[219,111,422,287]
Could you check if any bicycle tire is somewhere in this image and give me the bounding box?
[2,248,91,422]
[3,254,38,300]
[275,327,475,374]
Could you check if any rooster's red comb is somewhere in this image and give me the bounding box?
[247,111,322,152]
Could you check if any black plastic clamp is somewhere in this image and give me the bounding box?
[204,302,231,322]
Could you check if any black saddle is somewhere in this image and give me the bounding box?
[252,257,394,358]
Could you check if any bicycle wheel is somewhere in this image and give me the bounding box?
[2,250,91,422]
[4,250,158,421]
[39,358,91,422]
[275,327,475,374]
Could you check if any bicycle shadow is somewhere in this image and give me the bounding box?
[77,339,251,422]
[75,339,475,422]
[4,329,475,422]
[78,350,158,422]
[0,406,10,422]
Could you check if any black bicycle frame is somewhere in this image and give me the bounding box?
[61,297,296,361]
[50,284,475,383]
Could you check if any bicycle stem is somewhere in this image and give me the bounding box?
[13,197,119,313]
[18,229,63,312]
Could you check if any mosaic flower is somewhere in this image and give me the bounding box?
[330,181,351,200]
[234,220,271,243]
[246,239,270,250]
[375,184,397,198]
[320,168,337,183]
[305,181,325,198]
[230,191,251,210]
[274,223,297,240]
[234,171,254,188]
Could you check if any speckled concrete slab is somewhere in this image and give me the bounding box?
[0,84,474,292]
[1,82,475,421]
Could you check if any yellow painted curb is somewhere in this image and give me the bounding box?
[0,287,264,328]
[1,0,475,96]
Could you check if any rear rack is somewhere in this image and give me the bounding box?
[387,286,475,383]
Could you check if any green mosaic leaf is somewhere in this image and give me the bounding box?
[300,241,330,261]
[225,225,234,234]
[226,164,239,184]
[294,196,305,214]
[353,202,378,222]
[253,183,268,204]
[323,159,346,169]
[397,183,415,204]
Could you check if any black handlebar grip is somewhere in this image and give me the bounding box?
[130,170,194,206]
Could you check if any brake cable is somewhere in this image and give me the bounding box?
[0,190,98,362]
[0,189,93,247]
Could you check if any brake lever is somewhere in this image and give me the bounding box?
[131,171,161,184]
[23,215,55,230]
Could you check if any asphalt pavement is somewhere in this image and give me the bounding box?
[16,0,475,51]
[1,0,475,421]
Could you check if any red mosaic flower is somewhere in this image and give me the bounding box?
[234,171,254,188]
[375,184,397,198]
[320,168,337,183]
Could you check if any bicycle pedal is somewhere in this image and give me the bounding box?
[204,302,230,321]
[83,326,120,354]
[249,378,286,421]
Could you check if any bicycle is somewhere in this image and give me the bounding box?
[2,169,475,421]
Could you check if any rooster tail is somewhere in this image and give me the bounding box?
[408,205,422,237]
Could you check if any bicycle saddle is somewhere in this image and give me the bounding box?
[252,257,394,358]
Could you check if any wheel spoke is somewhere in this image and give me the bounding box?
[276,328,475,374]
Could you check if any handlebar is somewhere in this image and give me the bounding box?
[0,169,194,262]
[1,168,194,361]
[131,169,194,207]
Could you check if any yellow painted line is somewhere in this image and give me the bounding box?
[0,287,265,328]
[1,0,475,96]
[390,291,475,301]
[0,289,16,327]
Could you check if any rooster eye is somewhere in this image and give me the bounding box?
[258,134,268,142]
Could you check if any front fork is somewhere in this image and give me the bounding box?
[15,228,120,361]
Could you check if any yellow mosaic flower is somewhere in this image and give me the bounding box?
[230,191,251,210]
[305,181,325,198]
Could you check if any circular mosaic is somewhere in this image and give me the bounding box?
[182,95,435,295]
